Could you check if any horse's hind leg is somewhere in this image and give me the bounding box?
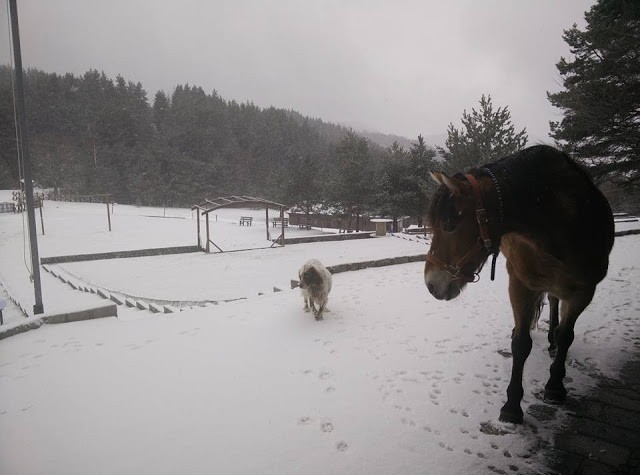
[547,295,559,356]
[500,271,541,424]
[544,288,595,403]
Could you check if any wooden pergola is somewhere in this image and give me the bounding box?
[191,196,288,253]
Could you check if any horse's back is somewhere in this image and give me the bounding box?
[489,145,614,285]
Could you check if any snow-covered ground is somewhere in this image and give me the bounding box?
[1,195,639,475]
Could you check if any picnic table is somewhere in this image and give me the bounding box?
[272,218,289,227]
[239,216,253,226]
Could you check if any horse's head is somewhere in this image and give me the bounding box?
[424,171,493,300]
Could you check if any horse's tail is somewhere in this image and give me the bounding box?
[530,293,546,330]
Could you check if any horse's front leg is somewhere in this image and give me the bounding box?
[500,271,540,424]
[547,295,559,356]
[544,288,595,403]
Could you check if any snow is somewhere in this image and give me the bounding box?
[1,195,639,475]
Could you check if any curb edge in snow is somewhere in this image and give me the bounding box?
[0,303,118,341]
[326,254,426,274]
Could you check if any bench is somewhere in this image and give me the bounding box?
[0,202,15,214]
[272,218,289,227]
[239,216,253,226]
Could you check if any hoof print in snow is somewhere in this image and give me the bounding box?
[336,441,349,452]
[297,416,311,425]
[479,421,511,436]
[321,421,334,433]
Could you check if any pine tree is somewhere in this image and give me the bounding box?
[378,142,411,231]
[438,94,527,173]
[548,0,640,184]
[331,131,374,230]
[376,136,437,229]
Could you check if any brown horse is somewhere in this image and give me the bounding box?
[424,145,614,424]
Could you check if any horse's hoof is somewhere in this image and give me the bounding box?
[543,387,566,404]
[499,405,523,424]
[315,315,323,321]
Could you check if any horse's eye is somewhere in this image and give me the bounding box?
[443,218,457,231]
[443,210,462,232]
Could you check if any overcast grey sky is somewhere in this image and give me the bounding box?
[2,0,594,144]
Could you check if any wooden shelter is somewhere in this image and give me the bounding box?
[191,196,288,253]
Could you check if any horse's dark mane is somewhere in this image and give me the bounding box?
[476,145,591,224]
[427,185,454,226]
[427,186,449,227]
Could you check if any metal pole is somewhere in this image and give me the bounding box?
[9,0,43,314]
[106,194,111,231]
[265,205,269,241]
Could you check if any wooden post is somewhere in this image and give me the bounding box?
[265,205,270,241]
[280,207,285,246]
[197,208,202,249]
[205,212,210,253]
[39,204,44,235]
[106,194,111,231]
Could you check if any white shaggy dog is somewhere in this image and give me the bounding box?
[298,259,332,321]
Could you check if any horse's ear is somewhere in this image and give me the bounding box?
[429,171,443,185]
[431,171,462,195]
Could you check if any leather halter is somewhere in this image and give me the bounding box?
[426,173,499,282]
[465,174,493,251]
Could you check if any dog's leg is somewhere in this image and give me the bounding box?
[315,301,326,321]
[314,307,322,321]
[303,295,310,312]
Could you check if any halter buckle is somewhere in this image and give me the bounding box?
[476,209,488,224]
[445,264,461,278]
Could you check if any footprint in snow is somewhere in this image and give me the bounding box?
[321,421,334,433]
[336,441,349,452]
[318,370,332,380]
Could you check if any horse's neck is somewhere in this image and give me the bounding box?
[483,158,543,238]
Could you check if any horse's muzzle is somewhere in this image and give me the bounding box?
[424,270,463,301]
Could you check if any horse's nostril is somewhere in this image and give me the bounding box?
[427,282,435,295]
